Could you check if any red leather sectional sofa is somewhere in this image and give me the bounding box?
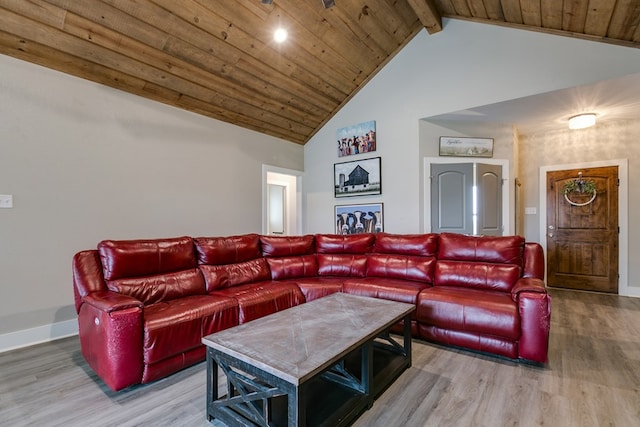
[72,232,551,391]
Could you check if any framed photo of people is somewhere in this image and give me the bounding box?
[336,120,376,157]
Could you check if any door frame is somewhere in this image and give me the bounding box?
[423,157,511,235]
[262,165,304,235]
[539,159,634,297]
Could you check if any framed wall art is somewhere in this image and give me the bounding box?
[335,203,384,235]
[334,157,381,198]
[439,136,494,158]
[336,120,376,157]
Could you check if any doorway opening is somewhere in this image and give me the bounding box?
[262,165,303,236]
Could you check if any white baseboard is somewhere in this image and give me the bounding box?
[0,319,79,354]
[622,286,640,298]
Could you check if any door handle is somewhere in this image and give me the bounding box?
[548,233,554,238]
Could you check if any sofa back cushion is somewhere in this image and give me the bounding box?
[200,258,271,292]
[315,234,374,254]
[98,236,196,281]
[366,254,435,283]
[266,254,318,280]
[194,234,261,266]
[106,268,205,305]
[373,233,438,256]
[435,261,521,293]
[317,254,367,277]
[260,235,315,257]
[437,233,525,266]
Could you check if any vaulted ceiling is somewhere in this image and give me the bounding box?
[1,1,638,144]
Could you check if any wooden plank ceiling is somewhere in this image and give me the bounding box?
[1,1,638,144]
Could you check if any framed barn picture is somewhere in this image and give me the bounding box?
[336,120,376,157]
[334,157,381,198]
[335,203,384,235]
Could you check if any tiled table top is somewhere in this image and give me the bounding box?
[202,293,414,385]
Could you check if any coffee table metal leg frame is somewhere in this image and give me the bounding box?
[206,350,294,426]
[205,345,373,426]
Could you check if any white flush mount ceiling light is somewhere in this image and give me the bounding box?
[274,28,288,43]
[568,113,597,130]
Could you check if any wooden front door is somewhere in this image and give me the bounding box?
[546,166,619,293]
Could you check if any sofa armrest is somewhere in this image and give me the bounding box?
[523,242,545,279]
[511,277,546,302]
[82,291,143,312]
[78,291,144,391]
[513,280,551,364]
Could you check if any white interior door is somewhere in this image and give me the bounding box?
[429,161,504,235]
[431,163,473,234]
[267,184,286,235]
[477,163,503,236]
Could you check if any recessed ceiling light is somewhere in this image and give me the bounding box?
[274,28,287,43]
[568,113,597,130]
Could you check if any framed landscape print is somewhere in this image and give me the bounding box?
[439,136,494,158]
[335,203,384,235]
[334,157,381,198]
[336,120,376,157]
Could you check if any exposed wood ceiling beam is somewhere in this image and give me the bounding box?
[406,0,442,34]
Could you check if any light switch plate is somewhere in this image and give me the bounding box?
[525,207,536,215]
[0,194,13,208]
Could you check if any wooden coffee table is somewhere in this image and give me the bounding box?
[202,292,415,427]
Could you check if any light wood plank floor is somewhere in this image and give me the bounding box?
[1,289,639,426]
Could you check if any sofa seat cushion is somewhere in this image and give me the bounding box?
[417,287,520,340]
[342,278,429,319]
[284,277,344,302]
[143,295,238,364]
[211,281,305,324]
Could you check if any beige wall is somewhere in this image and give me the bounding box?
[518,119,640,295]
[519,120,639,239]
[0,54,303,340]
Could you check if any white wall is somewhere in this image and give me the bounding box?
[304,19,640,235]
[0,54,303,343]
